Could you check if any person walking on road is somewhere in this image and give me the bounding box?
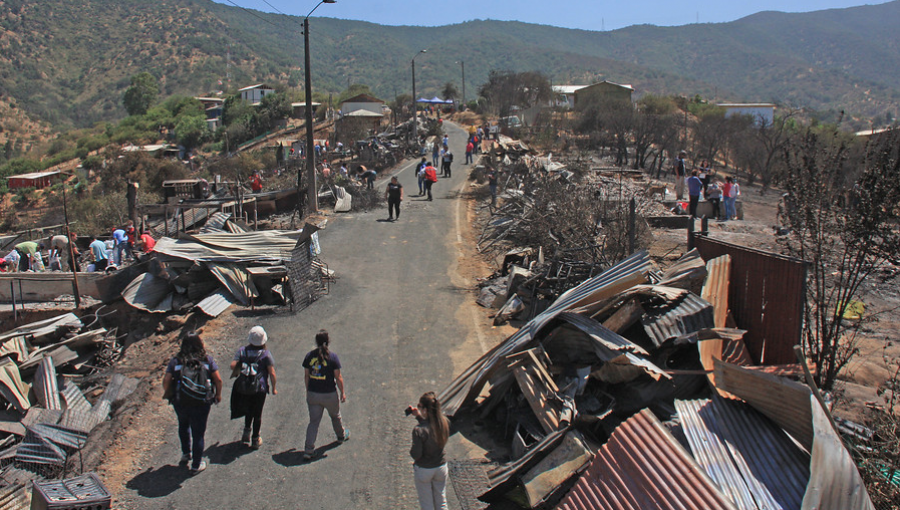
[417,157,428,196]
[431,142,440,168]
[230,326,277,450]
[407,391,451,510]
[385,176,404,221]
[423,162,438,201]
[162,331,223,474]
[465,140,474,165]
[303,330,349,461]
[441,149,453,178]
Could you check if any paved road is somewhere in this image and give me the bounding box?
[123,122,484,509]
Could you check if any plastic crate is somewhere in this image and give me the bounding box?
[31,473,110,510]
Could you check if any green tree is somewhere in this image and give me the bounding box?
[175,115,209,153]
[123,72,160,116]
[442,82,459,101]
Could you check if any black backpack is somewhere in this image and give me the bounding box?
[234,348,267,395]
[178,356,214,404]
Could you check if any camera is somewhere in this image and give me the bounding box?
[404,405,415,416]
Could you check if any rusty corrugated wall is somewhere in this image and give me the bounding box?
[691,235,806,365]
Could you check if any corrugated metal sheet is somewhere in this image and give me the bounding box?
[59,385,91,414]
[657,248,708,291]
[153,230,303,264]
[122,272,173,313]
[0,357,30,413]
[677,398,810,510]
[483,428,570,501]
[200,211,232,233]
[556,409,737,510]
[33,357,60,411]
[207,263,258,306]
[642,293,716,347]
[802,394,874,510]
[99,374,138,404]
[714,359,814,450]
[16,424,88,469]
[440,251,652,417]
[196,289,235,317]
[692,235,806,365]
[0,314,82,346]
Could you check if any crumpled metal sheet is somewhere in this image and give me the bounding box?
[207,263,258,306]
[439,251,651,417]
[195,289,235,317]
[60,385,91,414]
[199,211,232,233]
[0,357,30,413]
[0,314,82,346]
[641,293,716,347]
[677,398,810,510]
[657,248,709,291]
[556,409,736,510]
[153,230,304,264]
[122,272,172,313]
[33,357,60,411]
[16,424,88,469]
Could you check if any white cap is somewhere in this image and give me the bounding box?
[248,326,267,347]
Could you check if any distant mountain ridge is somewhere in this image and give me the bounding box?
[0,0,897,130]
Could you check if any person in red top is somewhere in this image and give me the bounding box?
[140,231,156,253]
[465,140,474,165]
[249,171,263,193]
[423,163,438,201]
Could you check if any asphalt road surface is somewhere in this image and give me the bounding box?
[122,121,485,509]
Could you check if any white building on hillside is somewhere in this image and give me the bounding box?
[239,84,275,105]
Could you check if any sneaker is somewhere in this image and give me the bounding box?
[179,453,191,466]
[339,428,351,443]
[251,436,262,449]
[241,428,251,445]
[190,460,207,474]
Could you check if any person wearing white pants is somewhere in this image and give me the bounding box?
[408,392,451,510]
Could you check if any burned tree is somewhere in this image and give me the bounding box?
[478,70,552,120]
[777,128,900,390]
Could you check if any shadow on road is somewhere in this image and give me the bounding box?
[272,441,342,467]
[233,309,279,319]
[126,464,191,498]
[205,440,253,465]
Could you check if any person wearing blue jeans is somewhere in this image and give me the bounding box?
[163,331,223,474]
[112,228,127,265]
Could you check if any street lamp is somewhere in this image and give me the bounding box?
[411,49,426,150]
[302,0,336,214]
[455,60,465,111]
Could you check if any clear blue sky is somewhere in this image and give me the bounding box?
[213,0,892,31]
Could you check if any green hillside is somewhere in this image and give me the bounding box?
[0,0,898,130]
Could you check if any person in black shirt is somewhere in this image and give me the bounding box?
[385,176,404,221]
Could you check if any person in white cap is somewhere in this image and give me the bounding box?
[230,326,277,449]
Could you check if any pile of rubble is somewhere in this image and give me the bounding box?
[443,250,874,509]
[472,137,674,263]
[0,311,137,505]
[122,218,332,317]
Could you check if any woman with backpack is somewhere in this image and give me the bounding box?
[230,326,277,449]
[407,391,451,510]
[162,331,223,474]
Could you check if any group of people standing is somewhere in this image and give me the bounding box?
[675,152,741,220]
[162,327,450,510]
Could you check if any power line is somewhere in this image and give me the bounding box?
[218,0,292,31]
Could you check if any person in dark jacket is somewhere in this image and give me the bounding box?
[407,392,451,510]
[162,331,223,474]
[230,326,277,449]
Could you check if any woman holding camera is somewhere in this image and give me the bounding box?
[408,391,451,510]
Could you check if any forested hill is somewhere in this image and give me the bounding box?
[1,0,898,130]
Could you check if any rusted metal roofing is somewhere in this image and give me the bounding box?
[122,272,173,313]
[656,248,708,291]
[59,385,91,414]
[556,409,736,510]
[153,230,304,264]
[641,293,715,347]
[712,360,874,510]
[207,263,258,306]
[439,251,652,416]
[677,398,810,510]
